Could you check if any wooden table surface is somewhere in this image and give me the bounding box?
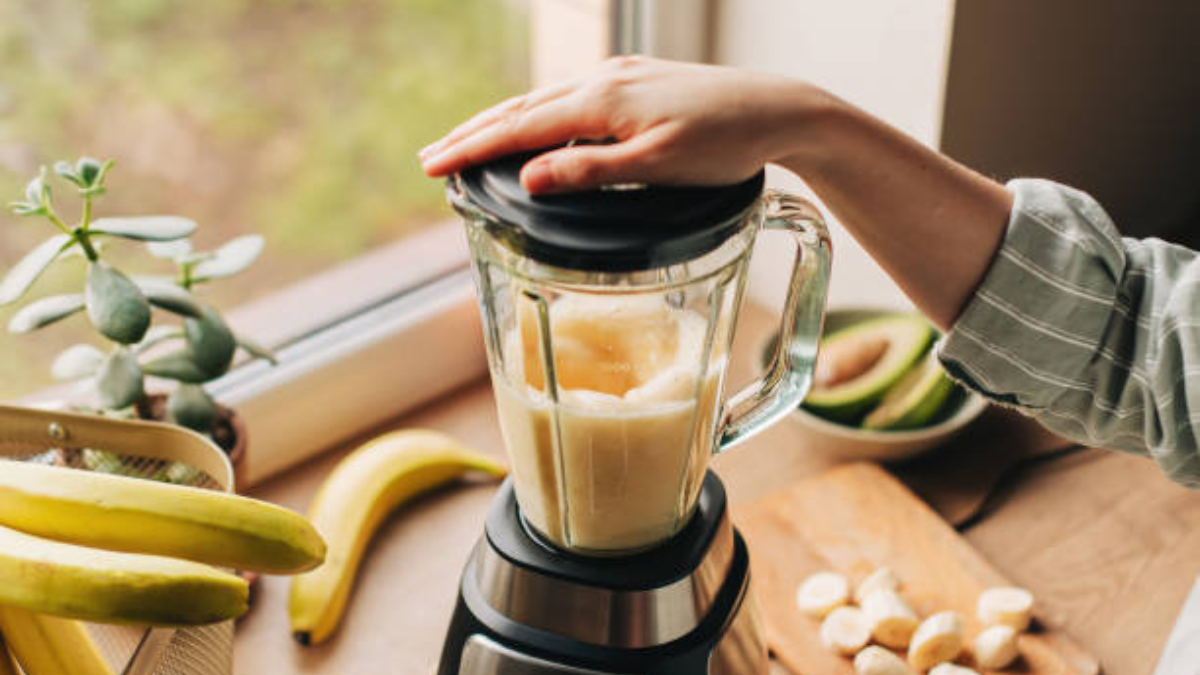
[235,306,1200,675]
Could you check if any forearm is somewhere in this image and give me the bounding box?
[775,92,1013,330]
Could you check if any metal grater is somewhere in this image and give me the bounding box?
[1,426,235,675]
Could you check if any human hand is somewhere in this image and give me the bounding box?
[419,56,832,193]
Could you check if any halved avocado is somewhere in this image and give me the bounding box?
[862,349,955,430]
[803,314,934,423]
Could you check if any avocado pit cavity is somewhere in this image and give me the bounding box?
[812,334,889,390]
[803,314,935,424]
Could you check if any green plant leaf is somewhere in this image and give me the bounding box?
[85,261,151,344]
[9,201,44,216]
[146,239,193,260]
[135,325,185,354]
[89,216,197,241]
[24,168,49,205]
[76,157,103,186]
[93,159,115,186]
[141,350,210,383]
[95,347,144,409]
[192,235,264,281]
[0,234,75,305]
[184,306,236,377]
[168,383,219,433]
[52,343,105,380]
[236,333,279,365]
[134,277,203,318]
[54,160,83,187]
[7,293,85,333]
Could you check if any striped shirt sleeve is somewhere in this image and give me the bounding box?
[937,178,1200,488]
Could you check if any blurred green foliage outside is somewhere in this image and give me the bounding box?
[0,0,529,400]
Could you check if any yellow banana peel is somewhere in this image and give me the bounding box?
[288,429,506,646]
[0,460,326,574]
[0,606,114,675]
[0,523,247,626]
[0,635,19,675]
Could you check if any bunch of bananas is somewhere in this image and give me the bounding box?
[0,427,506,672]
[0,458,328,675]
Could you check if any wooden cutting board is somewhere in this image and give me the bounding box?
[736,462,1100,675]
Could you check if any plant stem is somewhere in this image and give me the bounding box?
[179,261,194,290]
[80,195,93,231]
[43,204,73,236]
[73,229,99,262]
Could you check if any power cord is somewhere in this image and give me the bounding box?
[954,443,1089,532]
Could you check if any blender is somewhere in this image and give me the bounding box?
[438,149,831,675]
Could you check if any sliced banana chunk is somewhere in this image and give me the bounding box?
[907,611,965,671]
[797,571,850,618]
[821,606,871,655]
[854,645,913,675]
[974,624,1020,669]
[861,588,919,649]
[855,566,901,604]
[929,664,979,675]
[977,586,1034,632]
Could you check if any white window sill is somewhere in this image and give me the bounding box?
[210,223,487,487]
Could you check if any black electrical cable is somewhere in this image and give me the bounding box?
[954,443,1089,532]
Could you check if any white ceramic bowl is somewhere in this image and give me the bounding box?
[765,308,989,463]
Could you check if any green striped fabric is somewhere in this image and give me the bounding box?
[938,179,1200,488]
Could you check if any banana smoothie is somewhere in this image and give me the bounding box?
[492,294,723,553]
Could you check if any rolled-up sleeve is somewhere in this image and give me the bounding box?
[938,178,1200,488]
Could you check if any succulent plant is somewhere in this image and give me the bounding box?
[3,157,276,437]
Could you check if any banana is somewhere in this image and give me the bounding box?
[973,624,1020,669]
[796,571,850,618]
[0,460,326,574]
[0,606,114,675]
[854,566,901,604]
[929,665,977,675]
[977,586,1034,632]
[819,606,870,655]
[861,588,919,649]
[0,523,247,625]
[854,646,913,675]
[288,429,506,646]
[907,610,964,671]
[0,636,18,675]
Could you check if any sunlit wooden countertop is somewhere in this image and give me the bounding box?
[236,305,1200,675]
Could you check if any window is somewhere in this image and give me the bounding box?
[2,0,697,485]
[0,0,530,402]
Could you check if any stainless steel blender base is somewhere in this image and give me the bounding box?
[437,473,768,675]
[456,590,765,675]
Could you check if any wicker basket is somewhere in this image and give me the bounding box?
[0,405,235,675]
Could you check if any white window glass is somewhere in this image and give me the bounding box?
[0,0,530,401]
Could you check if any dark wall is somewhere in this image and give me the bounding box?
[941,1,1200,245]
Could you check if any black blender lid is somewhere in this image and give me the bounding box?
[456,148,764,271]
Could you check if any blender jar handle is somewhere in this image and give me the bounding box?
[716,189,832,453]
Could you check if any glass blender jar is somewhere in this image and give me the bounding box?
[451,151,831,556]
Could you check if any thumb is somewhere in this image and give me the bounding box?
[519,138,658,193]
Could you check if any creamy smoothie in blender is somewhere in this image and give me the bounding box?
[493,294,724,553]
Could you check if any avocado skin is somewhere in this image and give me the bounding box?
[863,356,956,430]
[803,314,934,424]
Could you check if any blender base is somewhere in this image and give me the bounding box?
[436,473,767,675]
